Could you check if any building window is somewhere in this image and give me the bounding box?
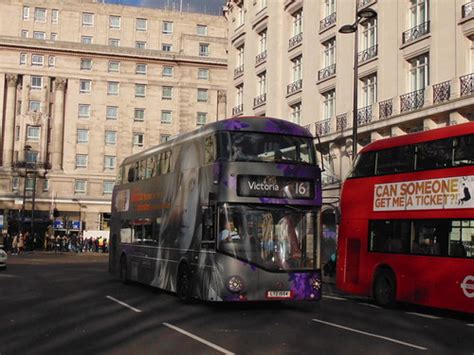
[76,154,88,168]
[135,41,146,49]
[25,177,35,191]
[109,38,120,47]
[258,71,267,95]
[197,24,207,36]
[81,36,93,44]
[291,103,302,124]
[162,86,172,100]
[134,108,145,121]
[361,18,377,50]
[51,9,59,24]
[78,104,91,118]
[410,0,428,27]
[162,43,172,51]
[77,129,89,143]
[136,18,147,31]
[33,31,46,40]
[236,84,244,107]
[29,100,40,112]
[323,38,336,67]
[104,156,116,169]
[360,74,377,107]
[198,68,209,80]
[31,54,44,66]
[258,29,267,54]
[324,0,336,17]
[74,180,87,194]
[43,179,49,191]
[108,61,120,72]
[106,106,118,120]
[21,30,28,38]
[50,33,58,41]
[34,8,46,22]
[31,76,43,89]
[197,88,208,102]
[133,133,144,147]
[80,58,92,70]
[162,21,173,34]
[160,134,171,143]
[108,81,119,96]
[27,126,40,140]
[105,131,117,145]
[199,43,209,57]
[135,84,146,98]
[48,56,55,67]
[197,112,207,126]
[82,12,94,26]
[80,80,91,93]
[237,6,245,26]
[23,6,30,20]
[136,63,147,74]
[291,55,303,81]
[292,9,303,36]
[26,150,38,163]
[20,53,27,65]
[409,53,429,90]
[103,181,114,194]
[12,176,19,191]
[323,89,336,119]
[163,66,174,77]
[161,110,172,124]
[110,15,121,29]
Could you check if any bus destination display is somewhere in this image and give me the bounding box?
[237,175,313,199]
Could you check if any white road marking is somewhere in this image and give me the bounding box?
[322,295,347,301]
[358,302,382,309]
[405,312,442,320]
[467,324,474,327]
[163,322,235,355]
[106,295,142,313]
[312,318,428,351]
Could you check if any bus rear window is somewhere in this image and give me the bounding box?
[229,132,315,164]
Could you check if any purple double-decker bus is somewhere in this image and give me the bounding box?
[109,117,323,302]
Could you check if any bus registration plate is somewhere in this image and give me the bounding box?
[266,290,292,299]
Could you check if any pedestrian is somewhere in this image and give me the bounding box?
[17,233,25,254]
[12,234,18,255]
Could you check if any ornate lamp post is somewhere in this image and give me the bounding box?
[339,7,377,161]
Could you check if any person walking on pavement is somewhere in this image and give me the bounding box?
[12,234,18,255]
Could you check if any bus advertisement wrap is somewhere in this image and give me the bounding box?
[373,175,474,211]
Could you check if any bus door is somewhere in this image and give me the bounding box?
[131,219,156,284]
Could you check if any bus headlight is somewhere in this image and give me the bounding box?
[226,275,245,293]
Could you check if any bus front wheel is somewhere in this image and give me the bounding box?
[373,270,396,308]
[120,256,128,284]
[177,265,192,302]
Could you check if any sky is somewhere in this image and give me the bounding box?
[104,0,226,15]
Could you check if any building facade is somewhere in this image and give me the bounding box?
[224,0,474,259]
[0,0,227,237]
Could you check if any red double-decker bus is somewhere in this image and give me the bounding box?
[337,122,474,313]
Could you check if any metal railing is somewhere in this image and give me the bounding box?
[400,88,425,112]
[289,33,303,49]
[357,105,372,126]
[318,64,336,81]
[402,21,430,44]
[253,93,267,108]
[286,79,302,95]
[315,119,331,136]
[379,99,393,119]
[234,64,244,78]
[358,0,376,10]
[462,1,474,18]
[255,50,267,65]
[336,113,347,131]
[358,44,378,64]
[433,80,451,104]
[232,104,243,116]
[460,73,474,96]
[320,12,336,32]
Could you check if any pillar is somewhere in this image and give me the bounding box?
[51,78,66,170]
[3,74,18,167]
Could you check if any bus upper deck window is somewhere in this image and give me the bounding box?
[454,134,474,166]
[415,138,453,170]
[350,152,375,178]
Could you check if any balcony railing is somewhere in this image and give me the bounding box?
[253,93,267,108]
[357,105,372,126]
[234,64,244,78]
[255,50,267,65]
[358,0,376,9]
[289,32,303,50]
[336,113,347,131]
[379,99,393,119]
[462,1,474,18]
[315,119,331,136]
[400,88,425,112]
[320,12,336,32]
[460,73,474,96]
[286,79,302,95]
[433,80,451,104]
[402,21,430,44]
[358,44,378,64]
[318,64,336,81]
[303,124,312,134]
[232,104,243,116]
[13,161,51,170]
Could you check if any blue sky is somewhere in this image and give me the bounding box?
[104,0,226,15]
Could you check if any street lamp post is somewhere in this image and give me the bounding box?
[339,7,377,161]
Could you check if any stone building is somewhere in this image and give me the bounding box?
[0,0,227,237]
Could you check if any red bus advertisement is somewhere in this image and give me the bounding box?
[336,122,474,313]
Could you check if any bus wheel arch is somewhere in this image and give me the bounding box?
[372,266,397,308]
[119,254,128,284]
[176,261,192,302]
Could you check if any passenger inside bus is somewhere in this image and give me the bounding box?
[219,220,241,243]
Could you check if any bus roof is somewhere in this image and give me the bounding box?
[360,121,474,153]
[121,116,313,166]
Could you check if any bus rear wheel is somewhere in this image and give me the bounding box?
[177,265,192,302]
[120,256,128,284]
[373,270,396,308]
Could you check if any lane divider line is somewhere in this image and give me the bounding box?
[163,322,235,355]
[312,318,427,351]
[106,295,142,313]
[322,295,347,301]
[467,324,474,327]
[405,312,442,320]
[358,302,382,309]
